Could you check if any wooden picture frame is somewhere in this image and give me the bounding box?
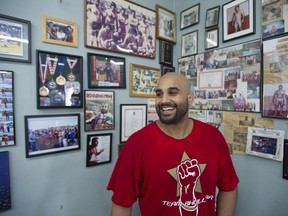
[85,0,156,58]
[159,40,173,65]
[87,53,126,89]
[86,133,112,167]
[181,30,198,57]
[42,15,78,47]
[84,90,115,132]
[0,14,31,63]
[24,114,81,158]
[180,3,200,30]
[205,27,219,50]
[205,6,220,28]
[36,50,83,109]
[129,63,161,98]
[222,0,255,42]
[0,70,15,147]
[120,104,147,143]
[156,4,176,44]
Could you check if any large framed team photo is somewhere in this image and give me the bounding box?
[0,14,31,63]
[85,0,156,59]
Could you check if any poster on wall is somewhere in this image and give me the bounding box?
[179,39,261,112]
[0,151,11,212]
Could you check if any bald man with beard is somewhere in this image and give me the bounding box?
[107,73,239,216]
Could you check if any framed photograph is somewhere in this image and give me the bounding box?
[86,133,112,167]
[0,70,15,147]
[181,30,198,57]
[246,127,284,161]
[85,0,156,59]
[180,3,200,30]
[84,90,115,132]
[156,4,176,44]
[42,15,78,47]
[161,64,175,76]
[120,104,147,143]
[262,35,288,119]
[0,151,11,213]
[0,14,31,63]
[159,40,173,65]
[283,140,288,180]
[36,50,83,109]
[129,63,161,98]
[24,114,81,158]
[205,6,220,28]
[205,27,219,50]
[222,0,255,42]
[87,53,126,88]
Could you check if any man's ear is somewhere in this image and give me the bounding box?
[188,91,194,105]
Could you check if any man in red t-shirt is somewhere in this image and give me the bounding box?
[107,73,239,216]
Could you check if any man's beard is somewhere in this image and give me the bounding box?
[101,109,108,114]
[156,101,188,124]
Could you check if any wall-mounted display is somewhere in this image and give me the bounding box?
[262,0,288,40]
[181,30,198,57]
[159,40,173,66]
[284,139,288,180]
[0,14,31,63]
[129,63,160,98]
[0,151,11,213]
[180,3,200,30]
[156,4,176,44]
[36,50,83,109]
[222,0,255,42]
[181,39,261,112]
[24,114,81,158]
[84,90,115,132]
[120,104,147,143]
[246,127,284,161]
[262,35,288,119]
[205,6,220,29]
[86,133,112,167]
[87,53,126,89]
[205,27,219,50]
[161,64,175,75]
[85,0,156,59]
[0,70,15,147]
[42,15,78,47]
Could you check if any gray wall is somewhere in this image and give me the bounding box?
[0,0,287,216]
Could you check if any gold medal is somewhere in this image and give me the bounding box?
[39,86,49,96]
[56,74,66,85]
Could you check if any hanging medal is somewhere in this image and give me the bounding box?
[39,54,49,97]
[47,54,58,89]
[56,56,66,86]
[66,57,78,81]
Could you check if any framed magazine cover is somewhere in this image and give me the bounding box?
[84,90,115,131]
[0,14,31,63]
[87,53,126,88]
[24,114,81,158]
[120,104,147,143]
[86,133,112,167]
[0,70,15,147]
[36,50,83,109]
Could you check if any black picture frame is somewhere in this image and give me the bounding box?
[222,0,255,42]
[24,114,81,158]
[205,27,219,50]
[181,30,198,57]
[0,70,16,147]
[87,53,126,89]
[283,139,288,180]
[120,104,147,143]
[84,90,115,132]
[180,3,200,30]
[86,133,112,167]
[161,64,175,76]
[159,40,173,66]
[0,14,31,63]
[205,6,220,28]
[36,50,83,109]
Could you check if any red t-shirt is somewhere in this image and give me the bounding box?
[107,119,239,216]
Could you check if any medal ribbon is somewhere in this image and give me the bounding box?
[66,57,78,71]
[39,54,48,85]
[47,55,58,75]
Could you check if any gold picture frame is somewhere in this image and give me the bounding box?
[129,63,161,98]
[42,15,78,47]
